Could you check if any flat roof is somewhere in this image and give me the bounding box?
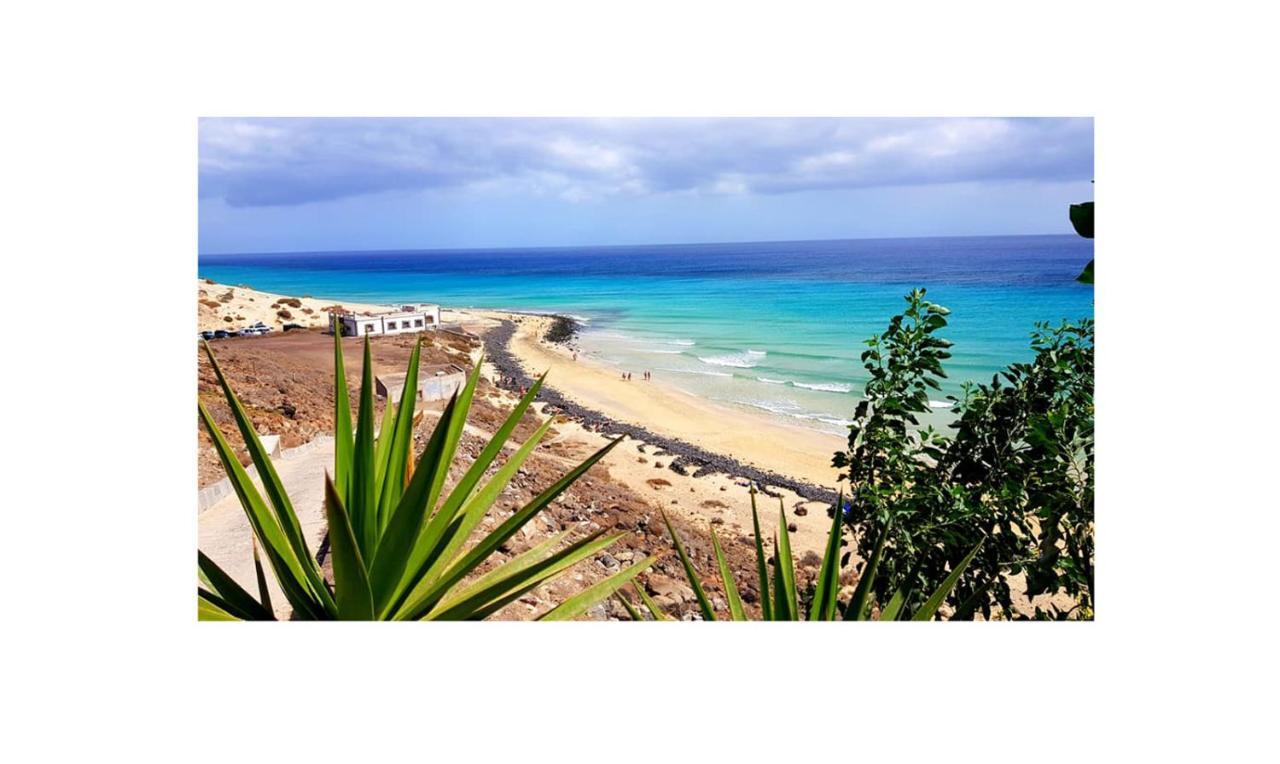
[340,306,440,319]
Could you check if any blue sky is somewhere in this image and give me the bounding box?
[198,117,1093,253]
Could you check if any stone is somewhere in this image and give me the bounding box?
[646,574,682,598]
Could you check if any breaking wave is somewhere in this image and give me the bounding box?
[699,349,767,368]
[657,367,733,378]
[793,381,854,393]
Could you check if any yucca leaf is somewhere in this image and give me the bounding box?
[635,582,671,621]
[251,540,273,616]
[615,592,644,621]
[429,371,546,533]
[661,511,716,621]
[750,492,772,621]
[202,345,333,614]
[392,436,625,621]
[410,417,556,597]
[879,586,910,621]
[772,502,798,621]
[537,557,656,621]
[323,475,374,620]
[197,551,273,620]
[372,397,397,492]
[367,391,462,614]
[198,400,325,618]
[333,329,354,500]
[376,340,421,528]
[400,372,546,587]
[351,337,379,557]
[373,359,484,615]
[425,530,574,618]
[710,527,746,621]
[428,531,625,621]
[844,517,892,621]
[198,591,243,621]
[910,538,984,622]
[810,496,844,621]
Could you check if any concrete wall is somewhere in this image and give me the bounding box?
[420,371,465,401]
[376,366,465,404]
[197,435,333,513]
[334,309,441,336]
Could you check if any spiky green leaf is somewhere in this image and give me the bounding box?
[710,527,746,621]
[661,511,716,621]
[538,557,656,621]
[911,539,985,621]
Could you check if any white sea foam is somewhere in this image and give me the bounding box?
[737,399,802,415]
[669,339,696,346]
[729,399,854,431]
[793,381,854,393]
[638,348,685,355]
[699,349,767,368]
[657,368,733,378]
[929,400,953,409]
[756,377,789,385]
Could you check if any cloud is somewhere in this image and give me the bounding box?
[198,117,1093,207]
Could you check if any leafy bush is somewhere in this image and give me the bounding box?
[615,491,981,621]
[833,289,1094,619]
[197,332,652,620]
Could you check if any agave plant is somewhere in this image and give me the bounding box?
[617,492,982,621]
[197,331,653,620]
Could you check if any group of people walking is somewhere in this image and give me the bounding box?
[620,370,652,381]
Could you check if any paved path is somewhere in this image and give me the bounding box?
[198,438,334,619]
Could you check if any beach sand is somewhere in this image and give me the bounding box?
[460,310,849,557]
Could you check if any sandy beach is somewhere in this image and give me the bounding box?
[471,311,846,487]
[450,309,849,557]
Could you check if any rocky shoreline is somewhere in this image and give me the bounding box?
[483,319,840,506]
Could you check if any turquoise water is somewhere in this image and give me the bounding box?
[199,236,1094,434]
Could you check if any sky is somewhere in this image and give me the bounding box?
[198,117,1093,254]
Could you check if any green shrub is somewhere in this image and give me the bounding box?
[833,289,1094,620]
[197,332,652,620]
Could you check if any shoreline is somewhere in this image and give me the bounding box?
[480,316,843,506]
[196,279,848,504]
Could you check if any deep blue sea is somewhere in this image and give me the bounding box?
[199,235,1094,434]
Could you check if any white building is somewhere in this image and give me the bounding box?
[329,304,442,337]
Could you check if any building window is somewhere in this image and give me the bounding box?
[414,319,423,327]
[364,324,373,333]
[387,321,397,330]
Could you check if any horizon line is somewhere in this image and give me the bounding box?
[199,231,1080,258]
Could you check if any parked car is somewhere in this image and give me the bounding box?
[200,330,215,340]
[212,329,231,339]
[282,323,304,332]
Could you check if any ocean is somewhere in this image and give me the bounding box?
[198,235,1095,435]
